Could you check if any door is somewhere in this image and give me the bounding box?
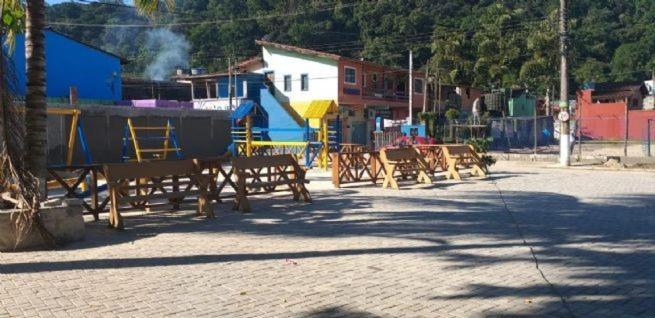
[351,121,367,145]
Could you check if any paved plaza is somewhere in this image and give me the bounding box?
[1,162,654,317]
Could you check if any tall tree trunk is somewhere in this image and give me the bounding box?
[25,0,47,193]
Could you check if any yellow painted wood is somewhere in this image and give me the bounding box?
[127,119,142,162]
[65,111,79,166]
[47,108,80,116]
[163,121,171,160]
[245,116,253,157]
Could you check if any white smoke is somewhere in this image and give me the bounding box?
[144,28,190,81]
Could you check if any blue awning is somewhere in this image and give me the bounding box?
[230,100,256,120]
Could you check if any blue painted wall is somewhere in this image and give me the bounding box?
[10,30,122,102]
[217,73,262,104]
[258,87,304,141]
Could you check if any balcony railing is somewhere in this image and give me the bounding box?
[361,88,409,101]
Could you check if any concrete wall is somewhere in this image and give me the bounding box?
[47,104,231,165]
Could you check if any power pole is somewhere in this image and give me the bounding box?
[558,0,571,166]
[228,57,233,110]
[409,50,413,125]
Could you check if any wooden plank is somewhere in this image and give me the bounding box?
[233,154,296,170]
[104,160,196,181]
[383,147,421,161]
[117,190,201,204]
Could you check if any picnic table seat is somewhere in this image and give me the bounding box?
[104,159,213,229]
[379,147,432,190]
[232,154,311,212]
[441,145,487,180]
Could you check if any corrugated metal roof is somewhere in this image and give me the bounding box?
[230,100,256,120]
[301,100,338,119]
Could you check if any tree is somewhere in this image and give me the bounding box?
[5,0,172,249]
[24,0,47,189]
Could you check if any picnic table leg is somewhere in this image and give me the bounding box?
[471,164,487,178]
[197,177,214,218]
[446,158,462,181]
[382,165,399,190]
[108,188,124,230]
[418,170,432,184]
[90,168,100,221]
[172,175,180,210]
[233,174,251,212]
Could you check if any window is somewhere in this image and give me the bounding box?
[344,67,357,84]
[396,79,406,92]
[371,73,378,89]
[284,75,292,92]
[385,78,394,91]
[301,74,309,91]
[414,78,424,94]
[362,73,367,87]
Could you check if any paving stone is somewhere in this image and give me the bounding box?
[0,162,653,317]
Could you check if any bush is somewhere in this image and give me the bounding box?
[445,109,460,123]
[465,137,496,168]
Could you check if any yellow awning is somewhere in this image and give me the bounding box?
[301,100,338,119]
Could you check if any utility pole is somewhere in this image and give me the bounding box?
[558,0,570,166]
[228,57,233,110]
[409,50,413,125]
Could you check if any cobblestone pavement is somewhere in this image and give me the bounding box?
[1,162,654,317]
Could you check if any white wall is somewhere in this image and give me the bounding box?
[261,46,338,104]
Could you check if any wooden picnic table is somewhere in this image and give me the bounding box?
[379,147,432,190]
[46,164,108,221]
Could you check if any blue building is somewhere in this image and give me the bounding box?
[10,29,123,103]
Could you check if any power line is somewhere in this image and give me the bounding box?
[47,1,369,28]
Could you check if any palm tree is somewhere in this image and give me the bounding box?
[24,0,47,188]
[6,0,173,248]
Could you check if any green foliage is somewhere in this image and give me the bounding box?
[444,108,460,123]
[418,112,438,138]
[1,0,24,51]
[465,137,496,168]
[42,0,655,85]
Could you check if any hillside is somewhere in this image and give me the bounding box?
[46,0,655,94]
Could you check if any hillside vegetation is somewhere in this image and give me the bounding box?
[47,0,655,94]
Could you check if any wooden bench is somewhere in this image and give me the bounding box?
[441,145,487,180]
[104,160,213,229]
[379,148,432,190]
[232,154,311,212]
